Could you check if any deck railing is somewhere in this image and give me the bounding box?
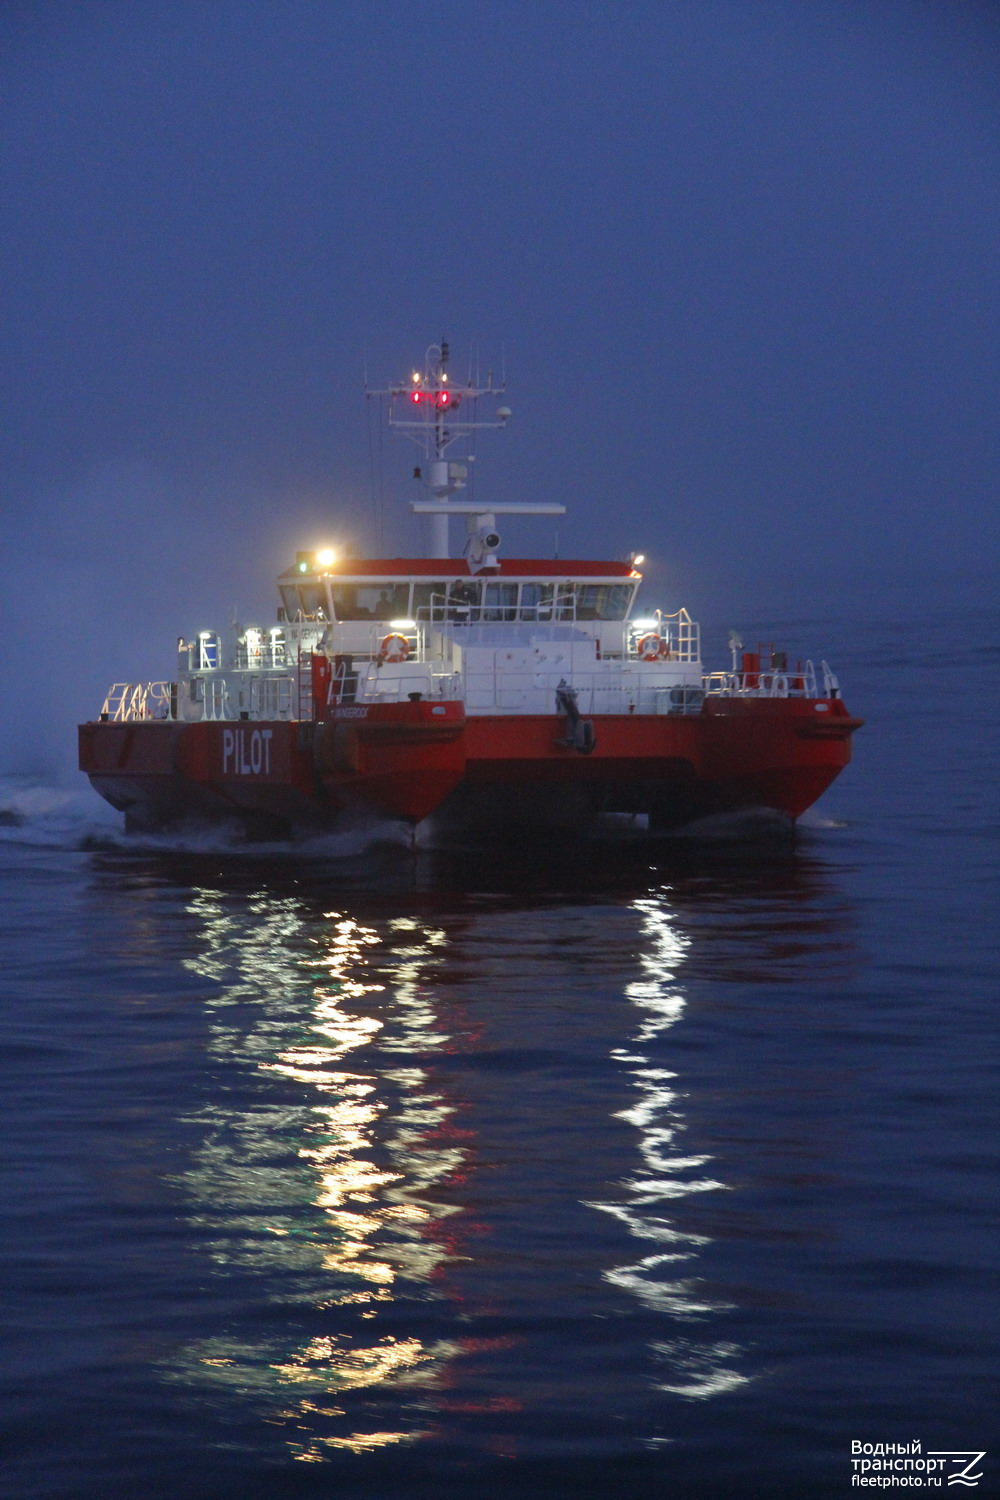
[702,660,821,699]
[100,682,174,721]
[459,662,705,716]
[626,608,700,664]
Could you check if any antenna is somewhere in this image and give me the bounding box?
[369,340,564,561]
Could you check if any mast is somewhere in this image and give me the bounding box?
[367,340,564,565]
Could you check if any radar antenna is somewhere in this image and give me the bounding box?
[366,340,563,563]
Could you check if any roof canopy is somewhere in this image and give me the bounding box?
[280,558,638,580]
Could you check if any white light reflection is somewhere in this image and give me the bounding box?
[591,893,750,1399]
[168,889,473,1456]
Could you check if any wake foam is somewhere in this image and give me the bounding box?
[797,806,849,830]
[0,776,125,851]
[0,776,409,859]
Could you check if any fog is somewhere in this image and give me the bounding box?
[3,1,998,779]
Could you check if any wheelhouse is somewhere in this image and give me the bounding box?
[277,559,642,627]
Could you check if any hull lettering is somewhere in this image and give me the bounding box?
[222,727,274,775]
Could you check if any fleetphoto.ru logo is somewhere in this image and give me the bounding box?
[850,1442,986,1487]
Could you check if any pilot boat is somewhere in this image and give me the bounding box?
[78,341,862,838]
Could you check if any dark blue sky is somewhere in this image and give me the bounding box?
[2,1,998,767]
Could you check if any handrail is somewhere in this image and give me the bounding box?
[703,660,821,698]
[100,682,174,721]
[413,592,638,627]
[457,657,705,716]
[626,608,700,663]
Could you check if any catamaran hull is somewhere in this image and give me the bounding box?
[79,696,860,838]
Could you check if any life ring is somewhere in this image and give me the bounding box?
[379,633,410,664]
[637,633,668,661]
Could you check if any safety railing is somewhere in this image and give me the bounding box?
[201,678,230,720]
[461,660,706,716]
[100,682,174,721]
[243,674,296,719]
[702,660,820,698]
[414,592,634,627]
[231,643,290,671]
[357,664,461,702]
[626,609,700,664]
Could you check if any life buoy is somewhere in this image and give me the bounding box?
[379,633,410,664]
[637,633,668,661]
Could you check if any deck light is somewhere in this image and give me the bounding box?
[632,553,645,566]
[390,619,417,630]
[317,548,335,567]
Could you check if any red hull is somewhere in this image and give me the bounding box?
[79,696,860,835]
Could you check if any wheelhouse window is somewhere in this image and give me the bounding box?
[413,582,453,621]
[445,580,481,620]
[330,583,410,621]
[298,583,329,617]
[574,584,633,620]
[483,582,518,621]
[519,583,554,619]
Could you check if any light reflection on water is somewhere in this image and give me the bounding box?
[591,894,749,1399]
[160,864,829,1461]
[172,892,470,1458]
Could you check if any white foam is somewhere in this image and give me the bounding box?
[0,775,409,859]
[797,807,849,830]
[0,776,124,850]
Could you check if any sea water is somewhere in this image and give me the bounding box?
[1,593,997,1500]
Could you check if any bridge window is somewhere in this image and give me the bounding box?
[413,582,451,621]
[483,583,518,621]
[575,584,633,620]
[331,583,410,620]
[298,583,329,617]
[519,583,554,619]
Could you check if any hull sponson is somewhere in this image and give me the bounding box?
[79,700,468,830]
[442,697,859,830]
[79,697,860,835]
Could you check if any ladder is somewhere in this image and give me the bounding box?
[297,649,313,722]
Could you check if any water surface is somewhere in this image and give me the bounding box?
[1,599,997,1499]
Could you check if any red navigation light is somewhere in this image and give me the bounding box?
[406,389,461,408]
